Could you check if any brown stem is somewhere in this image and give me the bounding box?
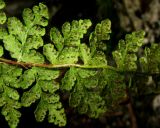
[0,57,117,70]
[126,88,138,128]
[127,102,138,128]
[0,57,160,77]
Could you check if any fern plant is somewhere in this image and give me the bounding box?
[0,0,159,128]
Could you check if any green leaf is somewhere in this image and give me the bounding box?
[39,80,59,93]
[2,3,49,63]
[34,100,48,122]
[48,106,66,127]
[140,43,160,73]
[22,8,34,27]
[1,100,21,128]
[0,63,22,88]
[2,107,21,128]
[0,45,3,57]
[95,19,111,40]
[7,17,25,41]
[35,93,66,127]
[23,3,49,27]
[21,84,41,107]
[77,68,98,78]
[21,50,44,63]
[24,36,43,52]
[0,64,22,128]
[5,86,19,100]
[61,67,77,91]
[43,43,58,64]
[58,47,79,64]
[79,44,91,65]
[18,68,36,89]
[83,76,99,89]
[0,11,6,24]
[50,27,64,51]
[89,51,107,66]
[32,3,49,26]
[0,27,8,39]
[62,19,92,46]
[69,81,84,107]
[89,19,111,55]
[102,69,126,109]
[0,0,5,10]
[87,92,106,118]
[0,96,5,107]
[35,67,60,80]
[3,35,22,59]
[112,30,145,71]
[69,76,106,118]
[29,25,46,36]
[0,0,6,24]
[45,19,92,64]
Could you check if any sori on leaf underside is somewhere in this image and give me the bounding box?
[0,0,159,128]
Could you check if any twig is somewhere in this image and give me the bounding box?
[0,57,117,70]
[127,102,138,128]
[0,57,160,76]
[126,87,138,128]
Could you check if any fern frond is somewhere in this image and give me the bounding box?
[140,43,160,73]
[0,1,151,128]
[0,63,22,128]
[69,74,106,118]
[35,92,66,126]
[102,69,126,109]
[61,67,77,91]
[19,67,66,126]
[44,19,92,64]
[0,45,3,57]
[0,0,5,10]
[2,3,49,63]
[0,0,6,24]
[112,30,145,71]
[76,19,111,66]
